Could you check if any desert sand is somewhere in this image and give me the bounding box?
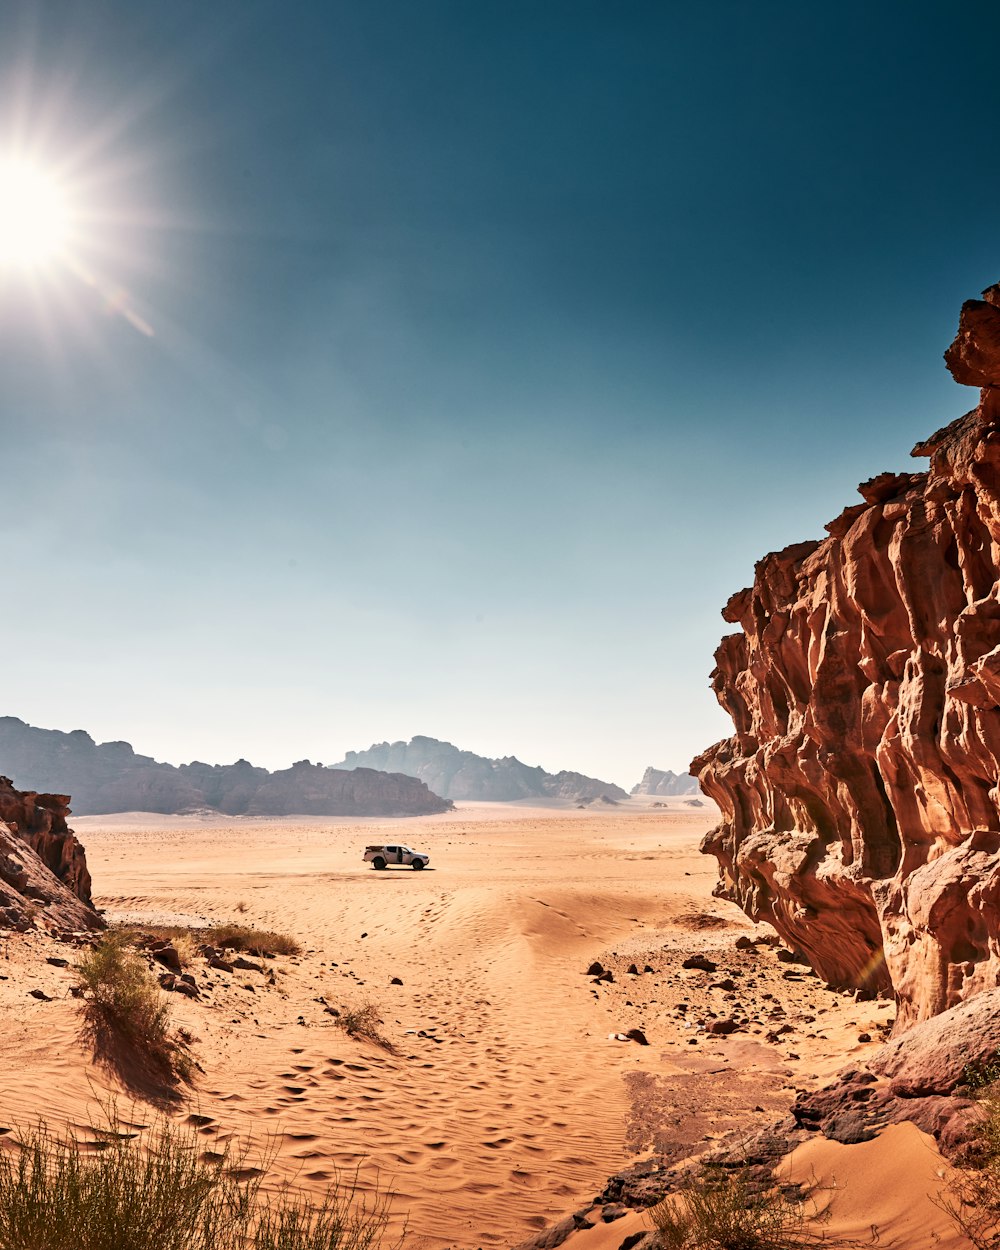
[0,800,968,1248]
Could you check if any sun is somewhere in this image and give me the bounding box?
[0,158,72,269]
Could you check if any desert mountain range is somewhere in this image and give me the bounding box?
[629,766,699,796]
[330,734,633,803]
[0,716,450,817]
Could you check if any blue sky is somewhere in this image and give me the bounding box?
[1,2,998,788]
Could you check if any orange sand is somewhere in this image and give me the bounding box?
[0,799,974,1248]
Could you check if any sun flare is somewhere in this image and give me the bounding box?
[0,158,72,269]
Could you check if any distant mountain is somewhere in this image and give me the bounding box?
[0,717,452,817]
[330,735,629,803]
[631,767,700,797]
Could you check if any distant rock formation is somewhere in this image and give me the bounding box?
[331,735,628,803]
[0,776,102,931]
[694,282,1000,1031]
[0,718,452,817]
[631,767,699,797]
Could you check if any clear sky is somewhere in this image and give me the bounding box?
[1,1,998,789]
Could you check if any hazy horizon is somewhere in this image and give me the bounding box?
[3,2,999,790]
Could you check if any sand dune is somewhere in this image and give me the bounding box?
[0,800,959,1248]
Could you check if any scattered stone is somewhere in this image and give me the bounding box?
[45,956,69,968]
[586,962,605,977]
[707,1018,739,1035]
[28,988,51,1001]
[150,942,182,974]
[624,1028,649,1046]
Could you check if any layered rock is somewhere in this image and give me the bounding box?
[332,735,628,803]
[0,776,101,930]
[631,767,699,797]
[0,718,452,816]
[694,283,1000,1030]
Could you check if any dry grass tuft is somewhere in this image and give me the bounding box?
[650,1164,853,1249]
[76,934,196,1100]
[336,1002,396,1053]
[207,924,301,957]
[0,1113,393,1250]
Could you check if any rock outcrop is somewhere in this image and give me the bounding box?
[331,735,628,803]
[0,718,452,817]
[630,767,699,797]
[0,776,102,930]
[694,282,1000,1031]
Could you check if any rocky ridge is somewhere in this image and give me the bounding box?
[0,776,101,931]
[331,735,628,803]
[630,767,699,797]
[694,282,1000,1031]
[0,718,452,817]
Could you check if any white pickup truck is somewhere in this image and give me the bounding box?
[363,844,430,871]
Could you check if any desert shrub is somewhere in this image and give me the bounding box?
[936,1085,1000,1248]
[650,1164,848,1250]
[335,1003,395,1053]
[207,925,301,957]
[965,1053,1000,1094]
[0,1115,392,1250]
[77,934,195,1095]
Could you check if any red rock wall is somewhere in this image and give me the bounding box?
[694,285,1000,1031]
[0,776,101,930]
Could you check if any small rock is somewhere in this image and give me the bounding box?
[150,942,182,974]
[601,1205,628,1223]
[682,955,717,972]
[390,977,403,985]
[626,963,639,975]
[707,1018,739,1035]
[586,961,605,976]
[28,989,51,1001]
[735,936,756,951]
[858,1032,872,1043]
[624,1028,649,1046]
[45,956,69,968]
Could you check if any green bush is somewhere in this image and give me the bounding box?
[77,934,195,1095]
[0,1116,392,1250]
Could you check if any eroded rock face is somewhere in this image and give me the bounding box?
[694,283,1000,1030]
[0,776,101,930]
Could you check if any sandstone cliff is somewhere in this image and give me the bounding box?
[631,767,699,797]
[694,283,1000,1031]
[0,718,452,817]
[0,776,102,930]
[331,735,629,803]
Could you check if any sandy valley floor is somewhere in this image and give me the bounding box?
[0,801,966,1248]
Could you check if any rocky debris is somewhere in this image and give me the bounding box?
[158,972,199,998]
[149,942,182,974]
[631,767,700,797]
[681,954,717,972]
[0,780,102,932]
[511,1208,596,1250]
[0,718,452,816]
[694,282,1000,1030]
[331,735,628,804]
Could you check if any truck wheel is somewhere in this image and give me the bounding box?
[411,859,425,870]
[373,857,386,870]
